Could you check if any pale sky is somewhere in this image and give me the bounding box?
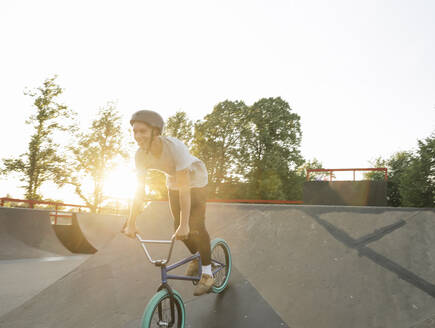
[0,0,434,202]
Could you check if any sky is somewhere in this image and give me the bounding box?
[0,0,434,202]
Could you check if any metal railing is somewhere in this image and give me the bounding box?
[0,197,90,224]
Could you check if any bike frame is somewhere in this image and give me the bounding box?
[136,234,226,282]
[135,234,226,327]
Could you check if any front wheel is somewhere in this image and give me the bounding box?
[210,238,232,294]
[141,289,185,328]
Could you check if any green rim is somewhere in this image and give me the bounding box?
[210,238,232,293]
[141,289,185,328]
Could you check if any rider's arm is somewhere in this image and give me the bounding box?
[177,168,191,227]
[126,175,146,231]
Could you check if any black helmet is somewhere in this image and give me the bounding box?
[130,110,164,133]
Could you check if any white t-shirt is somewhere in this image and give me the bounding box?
[135,136,208,190]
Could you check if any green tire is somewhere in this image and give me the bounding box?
[210,238,232,294]
[141,289,185,328]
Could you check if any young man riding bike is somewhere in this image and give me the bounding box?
[122,110,213,296]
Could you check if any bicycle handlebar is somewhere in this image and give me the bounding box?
[135,234,176,266]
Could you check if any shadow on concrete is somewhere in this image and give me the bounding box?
[310,213,435,298]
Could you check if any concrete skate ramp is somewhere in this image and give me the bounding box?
[204,204,435,328]
[53,212,125,253]
[0,207,71,260]
[1,204,434,328]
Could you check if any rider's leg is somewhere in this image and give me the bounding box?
[188,187,211,266]
[168,187,211,265]
[168,189,196,254]
[186,188,214,295]
[169,189,199,277]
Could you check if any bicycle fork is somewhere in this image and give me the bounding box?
[156,265,176,328]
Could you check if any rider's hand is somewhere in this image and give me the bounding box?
[172,224,190,240]
[121,219,128,233]
[123,224,138,239]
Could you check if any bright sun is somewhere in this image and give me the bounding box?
[102,163,152,201]
[38,161,154,206]
[103,164,136,200]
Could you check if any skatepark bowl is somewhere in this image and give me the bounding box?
[0,203,434,328]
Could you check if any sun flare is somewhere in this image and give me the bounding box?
[103,165,137,200]
[103,164,154,202]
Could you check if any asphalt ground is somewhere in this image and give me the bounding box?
[0,255,88,316]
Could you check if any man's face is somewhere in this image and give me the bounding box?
[133,121,153,148]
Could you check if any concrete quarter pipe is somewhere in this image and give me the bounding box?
[0,207,71,260]
[54,212,125,253]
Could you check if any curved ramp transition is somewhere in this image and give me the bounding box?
[0,207,71,260]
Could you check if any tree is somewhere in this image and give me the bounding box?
[367,153,412,207]
[399,133,434,207]
[300,158,327,181]
[165,111,194,147]
[365,158,389,181]
[1,76,75,200]
[240,97,304,200]
[366,134,434,208]
[192,100,248,197]
[64,102,128,212]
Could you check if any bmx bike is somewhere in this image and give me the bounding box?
[135,233,232,328]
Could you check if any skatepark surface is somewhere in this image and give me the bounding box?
[54,212,124,254]
[0,203,434,327]
[0,207,72,260]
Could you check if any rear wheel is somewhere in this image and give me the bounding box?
[210,238,231,293]
[141,289,185,328]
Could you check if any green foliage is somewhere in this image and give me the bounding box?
[280,158,327,201]
[399,134,434,207]
[240,97,304,199]
[364,158,388,181]
[65,102,128,212]
[366,133,434,207]
[300,158,327,181]
[387,152,413,206]
[366,155,404,206]
[187,97,304,200]
[1,76,75,200]
[165,111,193,148]
[192,100,248,197]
